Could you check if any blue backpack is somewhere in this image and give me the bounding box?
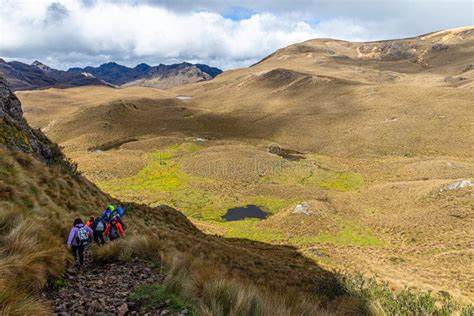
[116,206,125,217]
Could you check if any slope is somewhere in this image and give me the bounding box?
[0,76,367,314]
[12,27,474,306]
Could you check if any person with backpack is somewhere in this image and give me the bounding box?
[101,204,115,223]
[67,218,93,267]
[90,216,106,245]
[85,215,95,227]
[112,213,126,231]
[104,218,125,241]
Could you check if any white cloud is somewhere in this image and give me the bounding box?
[0,0,471,69]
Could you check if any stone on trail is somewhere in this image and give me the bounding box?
[118,303,129,316]
[49,252,163,314]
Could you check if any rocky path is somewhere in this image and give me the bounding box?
[49,254,163,315]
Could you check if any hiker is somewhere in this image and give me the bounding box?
[112,213,126,230]
[85,215,95,227]
[90,216,106,245]
[67,218,93,267]
[101,204,115,223]
[104,218,125,241]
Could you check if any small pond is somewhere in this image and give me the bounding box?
[175,95,193,100]
[221,205,270,221]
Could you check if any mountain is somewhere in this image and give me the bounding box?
[122,62,214,89]
[0,74,366,315]
[15,27,474,307]
[170,26,474,157]
[68,61,223,88]
[68,62,141,85]
[0,60,222,91]
[0,59,107,91]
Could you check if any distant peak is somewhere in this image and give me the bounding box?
[134,63,151,71]
[31,60,52,71]
[100,61,120,67]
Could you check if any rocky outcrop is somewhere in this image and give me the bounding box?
[0,75,60,164]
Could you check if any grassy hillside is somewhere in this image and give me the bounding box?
[1,76,373,315]
[11,27,474,311]
[1,146,370,314]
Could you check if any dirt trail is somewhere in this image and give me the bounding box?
[49,253,163,315]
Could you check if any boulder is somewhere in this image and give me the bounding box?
[293,202,312,215]
[447,180,472,190]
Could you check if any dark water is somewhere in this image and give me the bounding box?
[222,205,270,221]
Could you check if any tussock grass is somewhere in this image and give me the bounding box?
[0,289,49,316]
[91,235,162,263]
[0,148,110,313]
[128,251,332,315]
[0,209,68,314]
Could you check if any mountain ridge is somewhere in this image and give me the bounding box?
[0,59,222,91]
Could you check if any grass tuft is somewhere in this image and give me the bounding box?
[130,284,194,314]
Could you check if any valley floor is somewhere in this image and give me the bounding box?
[16,78,474,304]
[66,137,473,302]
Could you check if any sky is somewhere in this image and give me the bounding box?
[0,0,472,70]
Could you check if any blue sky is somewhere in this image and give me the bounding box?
[222,6,256,21]
[0,0,472,70]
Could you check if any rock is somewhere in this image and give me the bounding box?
[307,248,329,257]
[118,303,129,316]
[293,202,312,215]
[432,43,449,51]
[463,64,474,73]
[446,180,472,190]
[50,255,165,315]
[0,76,54,163]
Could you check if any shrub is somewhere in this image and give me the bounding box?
[340,273,466,315]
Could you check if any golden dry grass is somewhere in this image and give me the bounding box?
[1,146,371,314]
[0,149,111,314]
[10,27,474,309]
